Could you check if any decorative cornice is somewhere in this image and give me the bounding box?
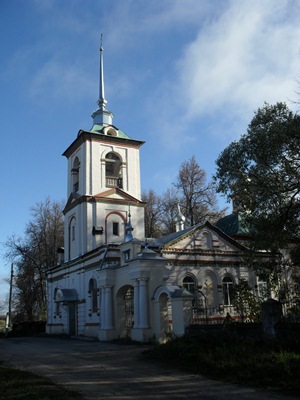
[63,130,145,159]
[63,191,146,214]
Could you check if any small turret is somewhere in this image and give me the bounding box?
[174,203,185,232]
[125,210,134,242]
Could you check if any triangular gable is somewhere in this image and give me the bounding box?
[63,189,145,214]
[95,188,145,204]
[162,221,246,252]
[63,192,81,214]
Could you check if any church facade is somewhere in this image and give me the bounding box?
[46,45,257,342]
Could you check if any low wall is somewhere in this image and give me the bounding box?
[185,322,263,339]
[12,321,46,336]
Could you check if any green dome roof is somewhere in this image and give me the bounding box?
[215,213,249,237]
[89,124,131,139]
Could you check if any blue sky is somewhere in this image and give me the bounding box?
[0,0,299,306]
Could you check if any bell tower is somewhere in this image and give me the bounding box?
[62,40,145,261]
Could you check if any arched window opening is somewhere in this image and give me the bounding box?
[68,216,76,260]
[89,279,98,314]
[106,128,117,136]
[202,232,212,248]
[72,157,80,192]
[183,275,196,294]
[222,276,234,306]
[105,211,126,243]
[105,152,122,189]
[103,126,118,137]
[183,275,198,309]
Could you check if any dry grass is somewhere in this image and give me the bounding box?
[0,364,84,400]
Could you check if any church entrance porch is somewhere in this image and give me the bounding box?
[152,285,193,343]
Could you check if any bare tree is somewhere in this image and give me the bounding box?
[175,156,225,227]
[4,197,64,322]
[160,188,179,235]
[142,189,163,238]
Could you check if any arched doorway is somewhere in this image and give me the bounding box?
[152,285,193,342]
[116,285,134,338]
[159,292,172,341]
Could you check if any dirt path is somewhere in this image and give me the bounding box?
[0,337,298,400]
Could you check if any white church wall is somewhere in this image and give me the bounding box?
[125,147,142,199]
[85,201,96,252]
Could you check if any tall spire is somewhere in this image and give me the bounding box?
[91,34,114,126]
[98,34,107,111]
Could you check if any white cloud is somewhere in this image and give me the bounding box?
[9,0,299,142]
[28,61,93,103]
[175,0,300,136]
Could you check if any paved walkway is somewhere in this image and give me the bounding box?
[0,337,298,400]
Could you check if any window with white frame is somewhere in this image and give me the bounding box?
[183,275,197,294]
[222,276,234,306]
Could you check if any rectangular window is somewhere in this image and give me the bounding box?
[124,250,130,261]
[113,222,119,236]
[72,225,75,241]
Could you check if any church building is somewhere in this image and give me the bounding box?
[46,44,257,342]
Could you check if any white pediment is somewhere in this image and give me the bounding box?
[95,188,144,204]
[164,222,244,253]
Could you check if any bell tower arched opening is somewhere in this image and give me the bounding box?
[68,216,77,260]
[105,152,122,189]
[72,157,80,193]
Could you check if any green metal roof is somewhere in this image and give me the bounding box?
[214,212,249,237]
[89,124,131,139]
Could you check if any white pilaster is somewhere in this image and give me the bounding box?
[100,287,105,327]
[133,279,140,328]
[104,286,113,329]
[139,278,149,329]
